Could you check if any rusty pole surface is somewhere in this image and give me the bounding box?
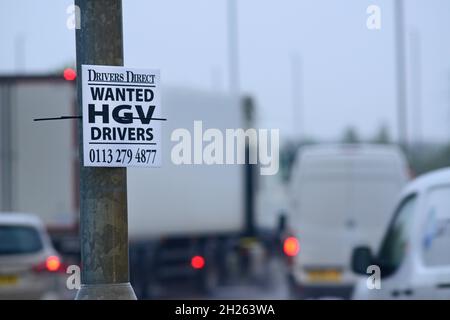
[74,0,136,300]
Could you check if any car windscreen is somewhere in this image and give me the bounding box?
[0,225,44,255]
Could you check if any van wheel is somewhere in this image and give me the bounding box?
[287,273,305,300]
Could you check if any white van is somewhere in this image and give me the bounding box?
[352,168,450,299]
[288,144,409,298]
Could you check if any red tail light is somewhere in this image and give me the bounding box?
[283,237,300,257]
[33,256,64,273]
[46,256,61,271]
[191,255,205,269]
[63,68,77,81]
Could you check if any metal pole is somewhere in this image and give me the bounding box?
[227,0,240,95]
[0,85,13,211]
[74,0,136,300]
[291,53,303,138]
[410,30,422,145]
[448,72,450,143]
[394,0,408,147]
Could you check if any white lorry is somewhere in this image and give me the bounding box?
[127,87,262,297]
[287,144,410,298]
[0,75,78,232]
[128,87,245,237]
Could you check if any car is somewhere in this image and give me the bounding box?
[352,168,450,299]
[287,144,409,299]
[0,213,66,299]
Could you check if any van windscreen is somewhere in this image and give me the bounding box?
[377,194,417,277]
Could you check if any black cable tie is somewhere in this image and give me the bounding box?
[33,116,167,122]
[34,116,82,121]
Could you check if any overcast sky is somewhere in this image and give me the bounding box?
[1,0,450,143]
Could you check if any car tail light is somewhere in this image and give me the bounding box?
[191,255,205,269]
[33,256,64,273]
[46,256,61,271]
[283,237,300,257]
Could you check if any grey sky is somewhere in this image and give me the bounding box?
[1,0,450,143]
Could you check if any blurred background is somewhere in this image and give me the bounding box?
[1,0,450,300]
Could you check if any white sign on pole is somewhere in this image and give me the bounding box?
[81,65,162,167]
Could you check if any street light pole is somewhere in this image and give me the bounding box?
[291,53,303,138]
[394,0,408,147]
[74,0,136,300]
[227,0,240,95]
[410,30,422,145]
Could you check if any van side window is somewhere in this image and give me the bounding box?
[377,194,417,278]
[422,186,450,267]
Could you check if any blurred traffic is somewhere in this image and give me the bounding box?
[1,0,450,300]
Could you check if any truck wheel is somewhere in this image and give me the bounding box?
[198,264,219,295]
